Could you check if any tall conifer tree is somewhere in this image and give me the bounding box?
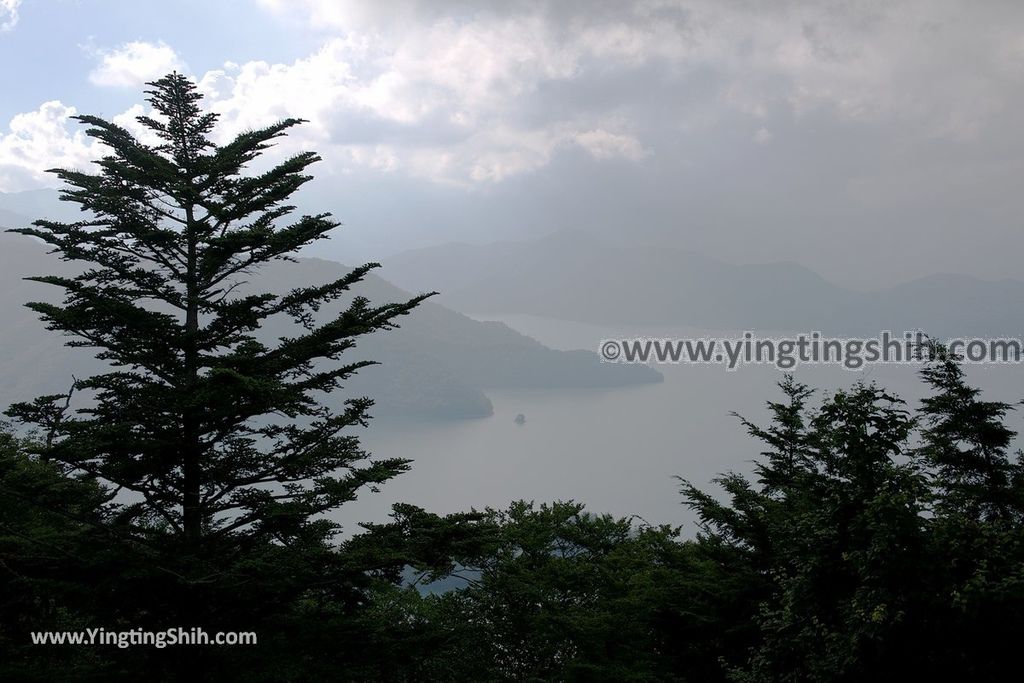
[5,73,432,635]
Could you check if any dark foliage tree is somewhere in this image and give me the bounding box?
[676,357,1024,682]
[411,501,688,681]
[911,349,1024,679]
[0,425,115,680]
[917,347,1022,519]
[2,73,485,680]
[681,379,932,682]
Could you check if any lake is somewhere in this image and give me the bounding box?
[336,315,1024,535]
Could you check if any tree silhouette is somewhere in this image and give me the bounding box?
[5,73,433,652]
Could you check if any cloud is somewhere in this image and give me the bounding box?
[6,1,1024,195]
[573,130,647,161]
[242,0,1024,181]
[0,101,104,191]
[752,128,773,145]
[88,41,187,88]
[5,1,1024,285]
[0,0,20,31]
[12,2,1021,189]
[176,23,644,185]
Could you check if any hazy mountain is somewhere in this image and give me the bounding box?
[0,230,661,420]
[0,189,81,224]
[0,207,30,230]
[384,230,1024,337]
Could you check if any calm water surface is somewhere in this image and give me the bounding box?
[337,315,1024,533]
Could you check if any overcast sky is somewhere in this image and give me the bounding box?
[2,0,1023,289]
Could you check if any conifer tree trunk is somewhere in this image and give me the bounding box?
[182,201,201,546]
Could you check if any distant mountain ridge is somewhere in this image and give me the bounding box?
[0,189,82,224]
[0,227,661,420]
[383,230,1024,338]
[0,207,30,230]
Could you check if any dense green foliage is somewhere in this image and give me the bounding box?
[1,74,487,681]
[394,359,1024,682]
[2,75,1022,681]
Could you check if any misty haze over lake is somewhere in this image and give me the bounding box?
[345,314,1024,532]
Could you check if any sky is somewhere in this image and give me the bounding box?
[2,0,1024,289]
